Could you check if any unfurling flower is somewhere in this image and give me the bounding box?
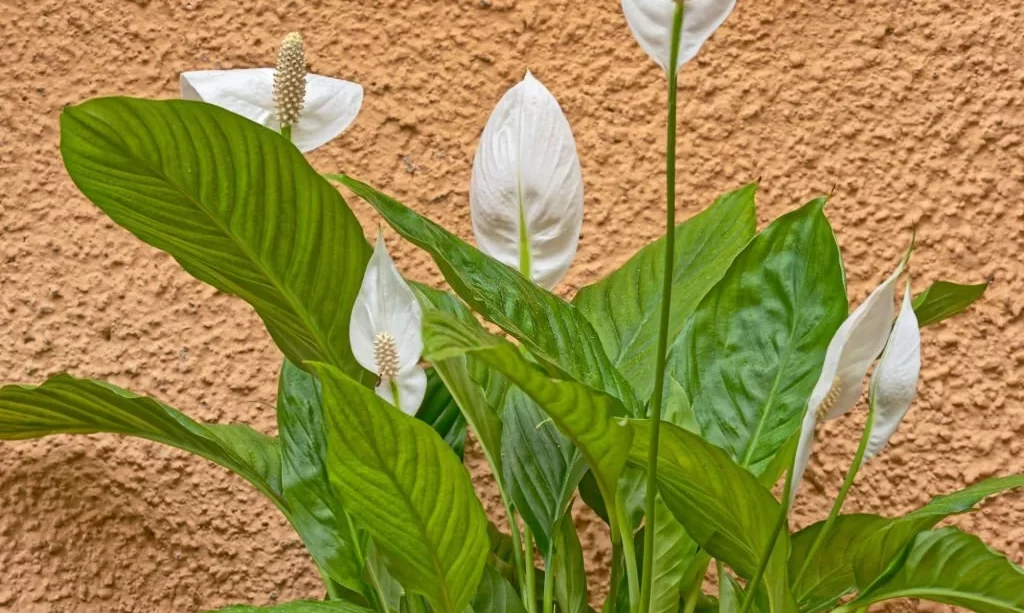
[789,257,907,504]
[865,284,922,460]
[349,233,426,416]
[180,32,363,153]
[621,0,737,74]
[470,72,584,290]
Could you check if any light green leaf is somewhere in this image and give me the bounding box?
[553,516,590,613]
[573,184,756,402]
[0,374,285,508]
[61,98,371,382]
[334,174,640,415]
[843,528,1024,613]
[472,566,529,613]
[422,311,633,532]
[669,198,847,473]
[204,602,372,613]
[650,494,699,613]
[913,280,987,327]
[629,420,794,613]
[313,362,489,613]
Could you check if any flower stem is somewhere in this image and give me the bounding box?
[792,406,877,589]
[543,547,556,613]
[524,523,538,613]
[618,515,641,613]
[737,460,795,613]
[282,125,293,141]
[639,4,685,613]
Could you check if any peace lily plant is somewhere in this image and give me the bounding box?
[0,2,1019,613]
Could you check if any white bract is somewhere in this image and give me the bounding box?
[180,33,363,153]
[470,72,584,290]
[865,284,922,460]
[621,0,737,73]
[350,233,426,416]
[789,258,907,503]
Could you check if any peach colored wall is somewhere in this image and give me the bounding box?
[1,0,1022,611]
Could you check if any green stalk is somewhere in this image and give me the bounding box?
[617,503,641,613]
[792,406,877,589]
[343,511,390,613]
[282,125,293,141]
[508,508,529,601]
[604,541,624,613]
[543,548,556,613]
[639,4,685,613]
[737,461,794,613]
[524,523,538,613]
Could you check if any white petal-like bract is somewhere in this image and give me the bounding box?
[350,233,425,416]
[866,284,922,460]
[470,72,584,290]
[621,0,737,73]
[180,68,363,153]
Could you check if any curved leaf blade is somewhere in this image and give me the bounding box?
[313,362,489,613]
[573,184,756,402]
[669,198,847,473]
[60,98,371,381]
[913,280,988,327]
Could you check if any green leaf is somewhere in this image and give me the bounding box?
[313,362,489,613]
[669,198,847,473]
[913,280,988,327]
[334,174,640,415]
[573,184,756,402]
[649,494,699,613]
[276,360,367,595]
[472,566,529,613]
[553,517,590,613]
[419,367,468,459]
[422,311,633,531]
[629,420,794,613]
[61,98,371,382]
[204,602,373,613]
[0,374,285,508]
[502,386,586,555]
[843,528,1024,613]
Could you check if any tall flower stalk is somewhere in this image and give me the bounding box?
[639,6,686,613]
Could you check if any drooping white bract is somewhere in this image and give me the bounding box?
[789,258,907,503]
[621,0,737,74]
[865,284,922,461]
[349,233,426,416]
[180,70,363,153]
[470,72,584,290]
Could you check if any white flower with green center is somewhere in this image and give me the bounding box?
[621,0,737,74]
[470,72,584,290]
[789,257,907,503]
[349,233,426,416]
[180,32,363,153]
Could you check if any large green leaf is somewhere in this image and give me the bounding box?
[649,495,699,613]
[913,280,987,327]
[501,386,586,555]
[334,174,640,415]
[277,360,367,595]
[313,362,489,613]
[842,528,1024,613]
[422,312,633,531]
[553,516,590,613]
[0,374,285,508]
[472,566,529,613]
[629,420,794,613]
[419,367,468,459]
[573,184,756,402]
[669,198,847,473]
[205,602,373,613]
[60,98,371,381]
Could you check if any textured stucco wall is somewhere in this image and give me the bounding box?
[1,0,1023,611]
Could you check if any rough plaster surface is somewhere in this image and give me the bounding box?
[1,0,1023,611]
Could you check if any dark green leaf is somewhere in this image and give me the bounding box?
[61,98,371,381]
[573,184,756,402]
[313,363,489,613]
[553,517,590,613]
[844,528,1024,613]
[334,174,639,415]
[669,198,847,473]
[913,280,987,327]
[0,374,285,508]
[472,566,529,613]
[419,367,468,459]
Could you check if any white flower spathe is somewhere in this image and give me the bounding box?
[180,68,363,153]
[621,0,737,73]
[865,283,922,461]
[470,72,584,290]
[349,233,426,416]
[789,258,907,503]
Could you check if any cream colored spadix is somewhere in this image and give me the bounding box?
[470,72,584,290]
[180,33,363,153]
[621,0,737,74]
[789,258,907,503]
[865,284,921,461]
[349,233,426,416]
